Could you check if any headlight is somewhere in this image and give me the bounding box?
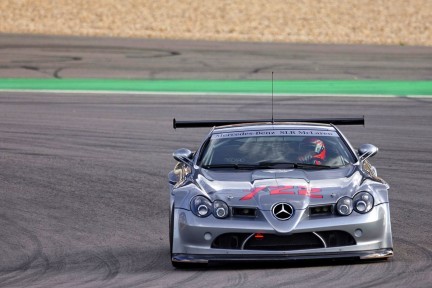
[191,196,212,217]
[190,197,230,218]
[336,196,353,216]
[353,192,374,214]
[213,200,229,219]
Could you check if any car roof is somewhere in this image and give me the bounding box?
[212,122,336,134]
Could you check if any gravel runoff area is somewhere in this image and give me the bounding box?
[0,0,431,46]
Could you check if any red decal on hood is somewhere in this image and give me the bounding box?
[298,186,323,198]
[240,186,267,200]
[241,185,322,200]
[270,186,295,195]
[310,188,323,198]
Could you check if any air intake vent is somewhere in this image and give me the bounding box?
[309,205,333,216]
[232,207,257,217]
[211,233,251,249]
[243,233,324,251]
[316,231,356,247]
[211,231,356,250]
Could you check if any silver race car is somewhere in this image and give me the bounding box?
[168,118,393,267]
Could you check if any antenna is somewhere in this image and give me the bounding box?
[271,71,274,123]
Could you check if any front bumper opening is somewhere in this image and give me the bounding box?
[211,231,356,251]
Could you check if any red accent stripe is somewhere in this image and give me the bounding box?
[240,186,266,200]
[310,188,323,198]
[270,186,295,195]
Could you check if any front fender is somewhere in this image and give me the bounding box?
[172,183,208,210]
[358,179,390,205]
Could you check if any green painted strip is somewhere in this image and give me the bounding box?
[0,79,431,95]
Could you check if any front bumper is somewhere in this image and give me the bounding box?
[172,248,394,264]
[172,203,393,260]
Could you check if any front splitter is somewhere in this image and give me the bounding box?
[172,248,393,264]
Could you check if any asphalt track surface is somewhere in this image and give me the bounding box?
[0,35,431,288]
[1,34,431,80]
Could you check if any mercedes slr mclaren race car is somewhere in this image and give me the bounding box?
[168,118,393,267]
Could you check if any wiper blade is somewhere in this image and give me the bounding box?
[257,162,296,169]
[202,163,294,170]
[201,164,259,170]
[292,163,336,169]
[202,162,339,170]
[258,161,336,169]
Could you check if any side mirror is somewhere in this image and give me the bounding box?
[358,144,378,161]
[173,148,193,165]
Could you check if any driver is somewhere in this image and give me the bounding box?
[298,137,326,165]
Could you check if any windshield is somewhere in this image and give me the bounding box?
[198,128,355,169]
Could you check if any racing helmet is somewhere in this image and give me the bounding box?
[299,137,326,162]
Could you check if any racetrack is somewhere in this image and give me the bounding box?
[0,35,431,288]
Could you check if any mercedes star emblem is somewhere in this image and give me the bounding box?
[272,203,294,221]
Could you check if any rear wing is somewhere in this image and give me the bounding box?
[173,117,364,129]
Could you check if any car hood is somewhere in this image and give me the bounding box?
[196,165,362,211]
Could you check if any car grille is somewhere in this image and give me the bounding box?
[211,231,356,251]
[244,233,323,250]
